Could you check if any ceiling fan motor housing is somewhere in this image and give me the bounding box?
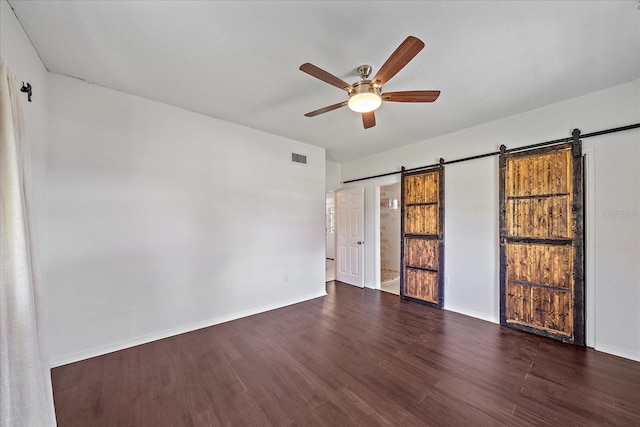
[348,80,382,112]
[349,81,381,97]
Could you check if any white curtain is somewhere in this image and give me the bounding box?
[0,59,57,426]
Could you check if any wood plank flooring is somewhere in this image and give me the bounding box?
[51,281,640,426]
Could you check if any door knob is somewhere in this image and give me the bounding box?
[357,241,364,245]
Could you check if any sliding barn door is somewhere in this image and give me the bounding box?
[499,139,584,345]
[401,165,444,307]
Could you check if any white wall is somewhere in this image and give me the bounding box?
[4,0,327,366]
[325,160,341,191]
[584,132,640,361]
[45,73,326,366]
[342,79,640,361]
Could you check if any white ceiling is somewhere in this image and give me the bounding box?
[8,1,640,162]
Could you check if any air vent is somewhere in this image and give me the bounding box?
[291,153,307,164]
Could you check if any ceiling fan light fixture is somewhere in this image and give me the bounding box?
[348,92,382,113]
[347,82,382,113]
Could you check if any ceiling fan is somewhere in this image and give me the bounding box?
[299,36,440,129]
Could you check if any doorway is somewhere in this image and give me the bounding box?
[326,191,335,282]
[380,183,401,295]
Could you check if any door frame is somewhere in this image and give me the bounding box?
[325,191,336,260]
[376,181,402,291]
[374,185,382,289]
[583,148,595,348]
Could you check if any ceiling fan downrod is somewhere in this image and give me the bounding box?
[356,65,372,80]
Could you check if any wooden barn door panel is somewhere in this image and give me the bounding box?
[499,140,584,345]
[401,165,444,307]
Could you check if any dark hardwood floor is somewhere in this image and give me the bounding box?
[52,281,640,426]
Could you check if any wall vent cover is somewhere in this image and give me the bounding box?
[291,153,307,164]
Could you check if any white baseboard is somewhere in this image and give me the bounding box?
[50,292,639,367]
[594,344,640,363]
[49,291,327,368]
[444,304,499,325]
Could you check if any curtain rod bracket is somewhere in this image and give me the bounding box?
[20,82,32,102]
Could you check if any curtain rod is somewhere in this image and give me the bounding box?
[342,123,640,184]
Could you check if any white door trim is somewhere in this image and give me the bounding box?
[374,185,381,289]
[584,148,596,348]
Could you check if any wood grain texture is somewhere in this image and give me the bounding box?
[51,282,640,426]
[404,172,438,204]
[404,205,438,235]
[501,144,581,343]
[506,150,571,197]
[405,238,438,270]
[506,149,572,238]
[404,268,438,302]
[507,243,573,289]
[402,168,442,307]
[370,36,425,86]
[506,196,571,239]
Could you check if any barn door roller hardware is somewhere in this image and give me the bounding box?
[343,123,640,184]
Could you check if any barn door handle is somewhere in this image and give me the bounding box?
[357,241,364,245]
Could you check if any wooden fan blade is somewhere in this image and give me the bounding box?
[304,101,348,117]
[362,111,376,129]
[299,63,353,92]
[382,90,440,103]
[371,36,425,87]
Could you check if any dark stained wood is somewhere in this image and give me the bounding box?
[52,282,640,426]
[499,145,507,324]
[399,166,406,299]
[304,101,348,117]
[370,36,425,86]
[437,158,445,308]
[404,268,438,301]
[571,129,586,346]
[404,237,437,269]
[401,165,444,307]
[381,90,440,103]
[362,111,375,129]
[299,63,353,92]
[500,141,584,344]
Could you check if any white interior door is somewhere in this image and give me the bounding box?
[336,187,364,287]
